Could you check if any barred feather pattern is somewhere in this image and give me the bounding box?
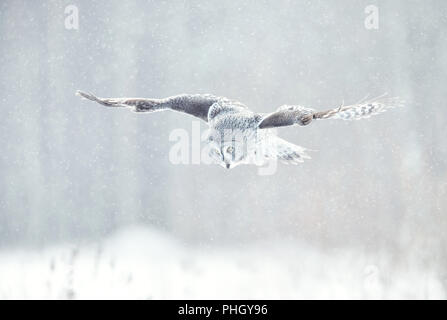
[314,96,405,121]
[270,137,311,165]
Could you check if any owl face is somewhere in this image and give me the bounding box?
[207,131,248,169]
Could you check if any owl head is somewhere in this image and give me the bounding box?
[206,129,249,169]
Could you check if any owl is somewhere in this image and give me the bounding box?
[76,91,403,169]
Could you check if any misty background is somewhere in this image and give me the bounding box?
[0,0,446,299]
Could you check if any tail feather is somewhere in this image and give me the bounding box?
[269,137,312,165]
[314,95,404,121]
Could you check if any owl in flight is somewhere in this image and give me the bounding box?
[76,91,403,169]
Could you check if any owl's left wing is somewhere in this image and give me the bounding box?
[258,96,404,129]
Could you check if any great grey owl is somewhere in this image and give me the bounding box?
[76,91,403,169]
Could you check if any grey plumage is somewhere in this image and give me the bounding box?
[76,91,220,121]
[76,91,403,169]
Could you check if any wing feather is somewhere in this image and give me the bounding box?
[76,91,221,122]
[258,95,404,129]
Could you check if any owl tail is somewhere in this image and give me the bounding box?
[263,137,311,165]
[313,95,404,121]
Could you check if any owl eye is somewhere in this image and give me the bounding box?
[210,148,221,157]
[226,146,234,154]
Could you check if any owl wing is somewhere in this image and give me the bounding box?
[76,91,221,122]
[258,95,404,129]
[258,105,315,129]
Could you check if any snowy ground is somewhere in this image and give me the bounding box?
[0,226,444,299]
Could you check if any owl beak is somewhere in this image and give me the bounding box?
[226,163,231,169]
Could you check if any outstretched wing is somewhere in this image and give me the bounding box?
[258,95,404,129]
[258,105,315,129]
[313,96,404,120]
[76,91,221,122]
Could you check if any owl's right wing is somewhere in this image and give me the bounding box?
[258,95,404,129]
[76,91,221,122]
